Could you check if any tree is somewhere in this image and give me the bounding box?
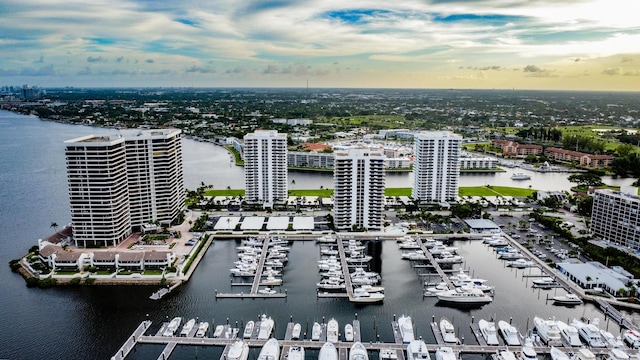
[568,173,604,188]
[50,222,59,233]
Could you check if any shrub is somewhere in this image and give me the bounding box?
[84,277,96,285]
[26,277,39,287]
[69,277,81,286]
[38,277,57,288]
[9,259,21,272]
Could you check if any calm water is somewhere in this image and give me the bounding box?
[0,110,630,359]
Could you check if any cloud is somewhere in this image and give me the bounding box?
[145,59,155,63]
[602,67,640,76]
[225,66,247,74]
[522,64,555,77]
[185,65,216,73]
[467,66,502,71]
[523,65,543,73]
[87,56,105,63]
[116,56,124,63]
[77,66,92,76]
[34,55,44,64]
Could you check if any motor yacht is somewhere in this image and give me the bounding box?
[486,238,509,247]
[497,320,520,346]
[261,275,282,286]
[549,347,571,360]
[425,282,449,295]
[351,287,385,303]
[319,342,338,360]
[317,279,346,290]
[435,347,456,360]
[574,348,596,360]
[228,340,250,360]
[287,346,305,360]
[498,250,522,260]
[531,277,556,288]
[349,342,369,360]
[213,325,224,338]
[257,314,275,340]
[449,269,488,286]
[552,293,583,305]
[327,318,339,343]
[163,317,182,337]
[436,287,493,305]
[436,252,463,265]
[608,348,630,360]
[506,259,535,268]
[195,321,209,338]
[291,323,301,340]
[345,324,354,341]
[312,322,322,341]
[533,316,562,346]
[360,284,385,293]
[429,243,458,255]
[406,339,431,360]
[622,329,640,348]
[600,329,624,348]
[440,318,459,344]
[520,337,537,360]
[478,319,499,345]
[316,235,337,243]
[493,350,517,360]
[180,318,196,337]
[571,318,605,348]
[257,338,280,360]
[398,315,415,343]
[243,321,254,339]
[402,250,428,261]
[258,287,277,295]
[556,320,581,346]
[380,349,398,360]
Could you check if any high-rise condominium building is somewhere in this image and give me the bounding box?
[65,129,184,247]
[333,147,385,231]
[591,187,640,250]
[412,131,462,203]
[244,130,288,207]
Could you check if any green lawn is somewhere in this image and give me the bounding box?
[288,189,334,197]
[385,188,412,196]
[204,189,246,197]
[459,186,535,197]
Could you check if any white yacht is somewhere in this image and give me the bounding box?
[360,284,385,293]
[195,321,209,338]
[520,337,537,360]
[494,350,517,360]
[571,318,606,348]
[511,173,531,180]
[600,329,624,348]
[531,277,556,288]
[327,318,339,343]
[243,321,255,339]
[556,320,581,346]
[380,349,399,360]
[552,293,583,305]
[425,282,449,295]
[435,347,457,360]
[257,338,280,360]
[349,342,369,360]
[436,288,492,305]
[398,315,415,343]
[533,316,562,346]
[317,279,346,290]
[608,348,630,360]
[258,287,277,295]
[291,323,301,340]
[440,318,459,344]
[407,339,431,360]
[429,243,458,255]
[319,342,339,360]
[351,287,385,303]
[449,269,488,286]
[180,318,196,337]
[261,275,282,286]
[213,325,224,338]
[506,259,535,268]
[497,320,520,346]
[257,315,275,340]
[163,317,182,337]
[228,340,250,360]
[549,347,571,360]
[345,324,354,341]
[575,348,596,360]
[622,329,640,348]
[316,235,336,243]
[312,322,322,341]
[287,346,305,360]
[478,319,499,345]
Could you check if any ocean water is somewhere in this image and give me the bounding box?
[0,110,623,359]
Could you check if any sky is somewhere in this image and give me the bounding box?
[1,0,640,91]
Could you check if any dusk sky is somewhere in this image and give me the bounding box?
[2,0,639,90]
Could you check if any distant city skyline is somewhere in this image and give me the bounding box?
[1,0,639,91]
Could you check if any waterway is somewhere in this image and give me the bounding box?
[0,110,634,359]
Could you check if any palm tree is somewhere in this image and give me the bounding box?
[50,222,59,233]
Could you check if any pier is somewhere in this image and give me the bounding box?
[416,238,454,290]
[336,237,355,300]
[110,320,151,360]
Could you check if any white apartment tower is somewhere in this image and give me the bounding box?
[65,129,184,247]
[333,147,385,231]
[412,131,462,203]
[244,130,288,207]
[591,187,640,250]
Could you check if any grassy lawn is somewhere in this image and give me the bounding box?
[459,186,536,197]
[143,269,164,275]
[289,189,333,197]
[385,188,412,196]
[320,115,407,129]
[225,146,244,165]
[204,189,246,197]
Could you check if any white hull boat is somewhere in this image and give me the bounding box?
[163,317,182,337]
[243,321,254,339]
[553,293,583,305]
[532,277,556,288]
[312,322,322,341]
[327,319,339,343]
[575,348,596,360]
[228,340,250,360]
[180,318,196,337]
[622,329,640,348]
[319,342,339,360]
[257,315,275,340]
[600,329,624,348]
[478,319,499,345]
[351,287,385,303]
[398,315,415,343]
[349,342,369,360]
[498,320,520,346]
[407,340,431,360]
[435,347,457,360]
[571,319,606,348]
[533,316,562,346]
[257,338,280,360]
[345,324,354,341]
[506,259,535,268]
[608,348,630,360]
[494,350,517,360]
[213,325,224,338]
[436,288,492,304]
[287,346,305,360]
[195,322,209,338]
[291,323,301,340]
[550,347,571,360]
[521,338,537,360]
[440,318,459,344]
[556,320,581,347]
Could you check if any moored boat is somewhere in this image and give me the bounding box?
[532,277,556,288]
[257,314,275,340]
[600,329,624,348]
[497,320,520,346]
[511,173,531,180]
[439,318,458,344]
[435,347,457,360]
[345,323,354,341]
[195,321,209,338]
[287,346,305,360]
[436,287,492,305]
[351,287,385,303]
[312,322,322,341]
[349,341,369,360]
[407,339,431,360]
[319,342,339,360]
[478,319,499,345]
[533,316,562,346]
[552,293,583,305]
[622,329,640,348]
[549,347,571,360]
[228,340,250,360]
[520,337,537,360]
[180,318,196,337]
[163,317,182,337]
[291,323,301,340]
[327,318,339,343]
[556,320,581,347]
[608,348,630,360]
[571,318,605,348]
[243,321,254,339]
[213,325,224,338]
[398,315,415,343]
[257,338,280,360]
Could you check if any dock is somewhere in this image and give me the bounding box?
[110,320,151,360]
[336,238,355,300]
[430,322,445,345]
